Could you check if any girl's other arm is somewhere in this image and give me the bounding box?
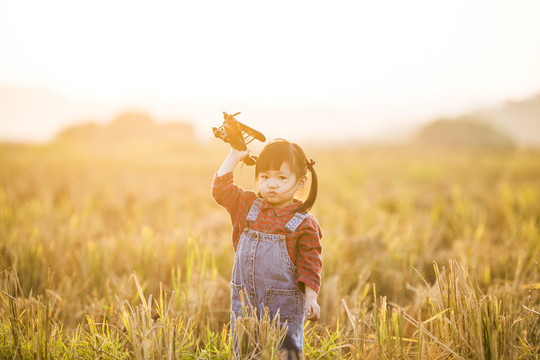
[304,285,320,321]
[295,218,323,321]
[217,149,250,176]
[212,148,255,216]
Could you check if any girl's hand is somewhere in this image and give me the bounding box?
[304,285,320,321]
[305,298,320,321]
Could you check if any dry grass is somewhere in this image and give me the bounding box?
[0,142,539,358]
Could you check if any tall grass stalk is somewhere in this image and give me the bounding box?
[2,268,25,359]
[415,260,538,359]
[230,290,288,359]
[117,272,194,359]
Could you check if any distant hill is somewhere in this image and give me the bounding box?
[473,93,540,146]
[0,85,200,143]
[414,117,515,149]
[413,92,540,148]
[55,112,195,148]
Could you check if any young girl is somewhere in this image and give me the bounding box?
[212,138,323,356]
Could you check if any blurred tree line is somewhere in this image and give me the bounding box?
[55,112,195,148]
[414,93,540,149]
[53,94,540,151]
[414,116,515,149]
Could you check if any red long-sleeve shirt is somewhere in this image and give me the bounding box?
[212,172,323,294]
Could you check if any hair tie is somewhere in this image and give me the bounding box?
[307,159,316,169]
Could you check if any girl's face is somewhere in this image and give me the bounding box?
[258,162,306,208]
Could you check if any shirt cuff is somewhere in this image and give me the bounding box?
[214,171,234,183]
[297,278,320,295]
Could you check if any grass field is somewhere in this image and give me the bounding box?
[0,141,539,359]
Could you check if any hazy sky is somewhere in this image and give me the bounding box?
[1,0,540,141]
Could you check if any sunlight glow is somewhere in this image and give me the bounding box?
[1,0,540,140]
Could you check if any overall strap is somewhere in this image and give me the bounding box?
[284,212,310,232]
[246,197,263,222]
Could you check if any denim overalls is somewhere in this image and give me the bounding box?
[230,197,309,352]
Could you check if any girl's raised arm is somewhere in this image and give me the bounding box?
[212,148,256,216]
[217,149,251,176]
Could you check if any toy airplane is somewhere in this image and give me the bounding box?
[213,112,266,166]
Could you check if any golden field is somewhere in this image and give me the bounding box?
[0,141,539,359]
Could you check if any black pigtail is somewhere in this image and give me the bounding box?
[298,159,318,213]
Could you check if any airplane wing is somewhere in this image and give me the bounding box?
[238,121,266,143]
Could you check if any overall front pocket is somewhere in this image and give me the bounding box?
[265,288,300,321]
[230,282,243,317]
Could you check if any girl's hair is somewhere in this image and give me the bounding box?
[255,138,318,213]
